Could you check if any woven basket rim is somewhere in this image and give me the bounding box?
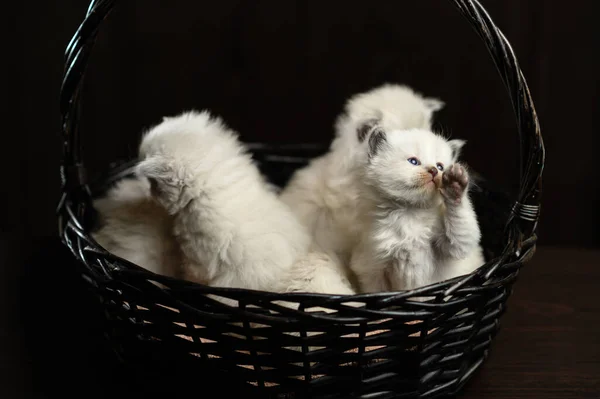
[54,3,545,396]
[57,0,544,301]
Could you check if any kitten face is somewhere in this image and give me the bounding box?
[364,128,465,206]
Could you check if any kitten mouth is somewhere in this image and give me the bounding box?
[423,178,441,189]
[421,180,437,192]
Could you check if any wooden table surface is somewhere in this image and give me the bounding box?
[1,238,599,398]
[460,247,600,399]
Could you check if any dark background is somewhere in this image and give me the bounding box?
[4,0,600,248]
[2,1,599,398]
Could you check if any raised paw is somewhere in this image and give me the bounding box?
[440,163,469,205]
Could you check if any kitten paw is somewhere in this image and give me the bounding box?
[440,163,469,205]
[136,156,192,215]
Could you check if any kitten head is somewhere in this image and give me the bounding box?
[330,84,445,157]
[337,84,444,140]
[363,127,465,206]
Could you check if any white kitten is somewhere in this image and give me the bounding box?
[92,177,183,278]
[350,127,484,292]
[280,84,444,265]
[136,110,355,298]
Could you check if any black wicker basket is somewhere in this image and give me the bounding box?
[57,1,545,398]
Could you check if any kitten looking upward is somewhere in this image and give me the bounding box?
[350,126,484,292]
[280,84,444,265]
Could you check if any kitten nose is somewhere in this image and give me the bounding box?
[427,167,438,177]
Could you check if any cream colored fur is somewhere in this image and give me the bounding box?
[134,110,355,298]
[280,83,445,265]
[350,128,484,292]
[92,177,183,278]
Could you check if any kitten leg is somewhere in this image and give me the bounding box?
[437,163,481,259]
[285,251,356,296]
[350,241,390,293]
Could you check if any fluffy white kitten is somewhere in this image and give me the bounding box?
[280,83,444,265]
[350,127,484,292]
[135,110,355,297]
[92,176,183,278]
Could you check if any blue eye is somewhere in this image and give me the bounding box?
[436,163,444,171]
[408,157,420,166]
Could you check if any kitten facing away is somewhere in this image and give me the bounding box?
[92,176,184,279]
[279,83,445,266]
[93,114,355,355]
[350,127,484,292]
[135,110,355,299]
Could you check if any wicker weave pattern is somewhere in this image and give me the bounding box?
[57,1,544,397]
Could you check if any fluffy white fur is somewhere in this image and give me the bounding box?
[92,177,183,278]
[350,128,484,292]
[285,251,354,295]
[280,83,445,265]
[135,110,355,297]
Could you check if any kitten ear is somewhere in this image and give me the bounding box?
[424,97,445,112]
[136,156,189,214]
[448,139,466,160]
[356,118,381,142]
[368,128,388,158]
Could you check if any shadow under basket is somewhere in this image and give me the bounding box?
[57,1,545,398]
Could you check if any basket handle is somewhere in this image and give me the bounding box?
[59,0,544,252]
